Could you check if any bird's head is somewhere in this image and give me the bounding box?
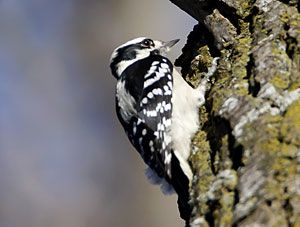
[110,37,179,78]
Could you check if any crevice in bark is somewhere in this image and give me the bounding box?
[233,188,240,212]
[171,0,300,225]
[246,53,261,97]
[214,0,242,34]
[175,23,219,78]
[284,28,298,60]
[205,200,218,227]
[278,0,298,8]
[283,197,293,227]
[203,116,231,174]
[228,132,244,170]
[201,95,244,225]
[281,185,293,227]
[278,0,291,5]
[244,4,261,97]
[244,4,258,37]
[202,113,245,174]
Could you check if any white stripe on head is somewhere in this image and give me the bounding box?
[110,37,169,77]
[117,37,147,49]
[110,37,147,62]
[116,50,150,76]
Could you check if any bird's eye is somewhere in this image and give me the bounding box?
[141,39,153,47]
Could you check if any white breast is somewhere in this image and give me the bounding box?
[169,69,201,181]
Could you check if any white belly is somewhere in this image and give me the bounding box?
[169,69,201,180]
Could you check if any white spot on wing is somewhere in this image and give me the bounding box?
[142,128,147,135]
[162,142,166,150]
[147,92,154,99]
[133,125,137,134]
[137,118,143,125]
[142,97,148,104]
[160,63,169,69]
[146,110,157,117]
[159,67,168,74]
[164,103,172,111]
[163,85,171,95]
[164,152,172,164]
[155,102,162,112]
[152,88,163,96]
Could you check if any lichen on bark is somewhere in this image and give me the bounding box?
[171,0,300,226]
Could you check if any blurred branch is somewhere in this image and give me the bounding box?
[171,0,300,226]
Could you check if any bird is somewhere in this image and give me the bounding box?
[109,37,217,225]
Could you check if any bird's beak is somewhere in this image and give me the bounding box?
[157,39,180,56]
[161,39,180,52]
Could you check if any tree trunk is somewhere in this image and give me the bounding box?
[170,0,300,226]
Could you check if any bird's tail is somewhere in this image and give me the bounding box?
[170,152,192,225]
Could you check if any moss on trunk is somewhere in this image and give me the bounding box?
[171,0,300,226]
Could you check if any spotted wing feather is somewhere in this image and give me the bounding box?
[117,55,174,179]
[136,57,173,178]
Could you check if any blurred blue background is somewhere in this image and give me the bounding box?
[0,1,196,226]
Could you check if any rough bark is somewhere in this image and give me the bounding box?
[170,0,300,226]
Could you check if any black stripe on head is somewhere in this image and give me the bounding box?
[110,45,138,78]
[110,38,155,79]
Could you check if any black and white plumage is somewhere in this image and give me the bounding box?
[110,37,214,224]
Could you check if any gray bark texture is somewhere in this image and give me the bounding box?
[170,0,300,226]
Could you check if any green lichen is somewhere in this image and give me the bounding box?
[217,191,235,226]
[279,8,300,87]
[227,0,254,18]
[190,130,215,213]
[210,21,252,114]
[272,157,297,185]
[280,143,298,158]
[186,46,214,88]
[176,0,300,224]
[209,58,234,113]
[218,135,233,170]
[271,74,290,90]
[236,102,300,225]
[280,100,300,146]
[280,10,300,33]
[240,113,282,162]
[191,131,212,176]
[231,21,251,80]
